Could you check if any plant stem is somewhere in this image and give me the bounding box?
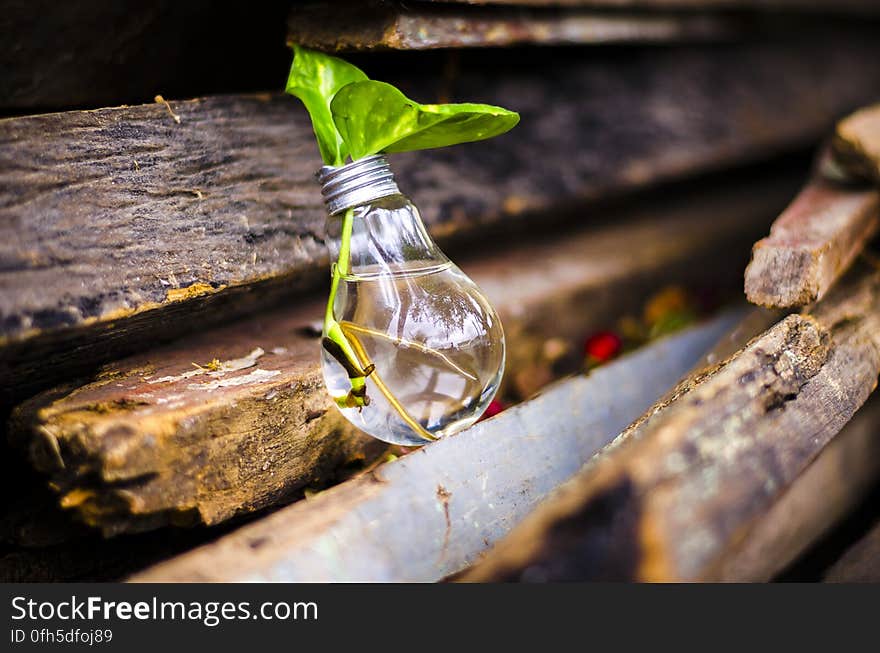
[343,329,436,442]
[324,207,355,326]
[323,208,367,380]
[339,321,478,381]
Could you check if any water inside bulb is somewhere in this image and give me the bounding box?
[321,195,505,446]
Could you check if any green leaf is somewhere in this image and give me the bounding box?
[330,81,519,161]
[285,45,368,165]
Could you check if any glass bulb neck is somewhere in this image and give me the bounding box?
[318,155,401,216]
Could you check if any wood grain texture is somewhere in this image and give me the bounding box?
[744,178,879,308]
[7,170,793,537]
[129,314,740,582]
[8,301,383,537]
[288,1,739,51]
[4,38,880,404]
[717,395,880,581]
[463,264,880,582]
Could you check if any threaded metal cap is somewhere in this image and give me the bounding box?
[317,155,401,215]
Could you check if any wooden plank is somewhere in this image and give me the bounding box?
[8,301,384,537]
[288,2,740,51]
[717,395,880,581]
[6,3,874,113]
[745,105,880,309]
[129,312,742,582]
[743,176,879,308]
[4,38,880,405]
[463,264,880,582]
[832,103,880,185]
[7,170,794,537]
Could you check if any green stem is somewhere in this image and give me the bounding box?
[325,206,354,325]
[339,321,479,381]
[323,207,367,382]
[343,329,436,442]
[322,207,373,411]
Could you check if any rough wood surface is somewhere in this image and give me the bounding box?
[718,395,880,581]
[130,314,740,582]
[8,300,384,537]
[463,264,880,582]
[832,103,880,185]
[4,37,880,404]
[744,176,879,308]
[7,171,792,537]
[288,1,738,51]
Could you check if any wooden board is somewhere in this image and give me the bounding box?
[288,2,741,51]
[463,264,880,581]
[129,313,741,582]
[7,170,794,537]
[4,37,880,405]
[718,395,880,581]
[744,177,879,308]
[4,1,876,111]
[745,110,880,310]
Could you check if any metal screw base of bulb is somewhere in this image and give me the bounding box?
[318,155,401,216]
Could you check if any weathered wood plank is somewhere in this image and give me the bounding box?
[6,2,874,113]
[8,170,793,537]
[832,103,880,185]
[745,105,880,310]
[743,176,879,308]
[8,301,384,537]
[288,1,740,51]
[130,312,741,582]
[463,264,880,582]
[4,37,880,404]
[717,395,880,581]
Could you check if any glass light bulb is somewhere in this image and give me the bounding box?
[318,158,505,446]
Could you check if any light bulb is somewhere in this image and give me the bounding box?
[318,155,505,446]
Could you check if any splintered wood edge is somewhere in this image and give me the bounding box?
[743,182,880,309]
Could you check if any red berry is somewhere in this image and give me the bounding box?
[479,398,505,422]
[583,330,623,364]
